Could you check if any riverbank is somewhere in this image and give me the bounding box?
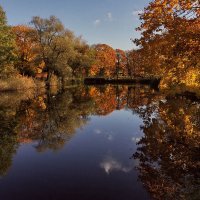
[1,76,199,101]
[0,76,45,92]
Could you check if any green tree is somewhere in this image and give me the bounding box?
[0,5,16,78]
[31,16,74,86]
[69,38,95,78]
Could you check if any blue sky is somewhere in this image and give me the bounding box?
[1,0,150,50]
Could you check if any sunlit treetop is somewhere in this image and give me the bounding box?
[138,0,200,38]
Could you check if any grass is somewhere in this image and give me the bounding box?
[0,76,45,92]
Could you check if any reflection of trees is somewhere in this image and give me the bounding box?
[35,88,94,152]
[0,85,158,175]
[89,85,122,115]
[1,84,199,193]
[0,134,18,176]
[133,97,200,200]
[0,92,31,176]
[0,87,95,175]
[88,85,158,116]
[16,87,95,152]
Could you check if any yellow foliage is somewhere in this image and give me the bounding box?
[183,68,200,87]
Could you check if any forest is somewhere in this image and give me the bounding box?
[0,0,200,95]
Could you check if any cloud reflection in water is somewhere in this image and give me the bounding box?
[100,155,133,174]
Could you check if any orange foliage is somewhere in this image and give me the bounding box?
[89,86,128,115]
[12,25,43,75]
[90,44,116,77]
[131,0,200,87]
[116,49,128,76]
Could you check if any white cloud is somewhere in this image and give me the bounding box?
[131,137,141,143]
[107,12,113,21]
[94,19,101,26]
[132,10,143,16]
[100,156,133,174]
[94,129,102,134]
[107,134,113,141]
[94,12,113,27]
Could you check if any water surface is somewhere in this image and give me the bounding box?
[0,85,199,200]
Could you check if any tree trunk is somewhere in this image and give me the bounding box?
[46,68,53,90]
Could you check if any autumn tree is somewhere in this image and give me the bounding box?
[12,25,42,76]
[90,44,116,77]
[134,0,200,89]
[126,49,148,78]
[116,49,127,77]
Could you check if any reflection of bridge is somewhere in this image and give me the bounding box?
[84,77,160,89]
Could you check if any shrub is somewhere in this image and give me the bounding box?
[0,76,37,91]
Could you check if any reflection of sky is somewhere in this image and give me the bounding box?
[100,155,133,174]
[0,108,149,200]
[91,110,143,144]
[92,109,144,175]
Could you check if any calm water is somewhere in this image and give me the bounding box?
[0,85,199,200]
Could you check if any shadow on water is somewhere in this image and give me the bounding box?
[0,84,199,200]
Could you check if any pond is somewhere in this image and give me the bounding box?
[0,85,199,200]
